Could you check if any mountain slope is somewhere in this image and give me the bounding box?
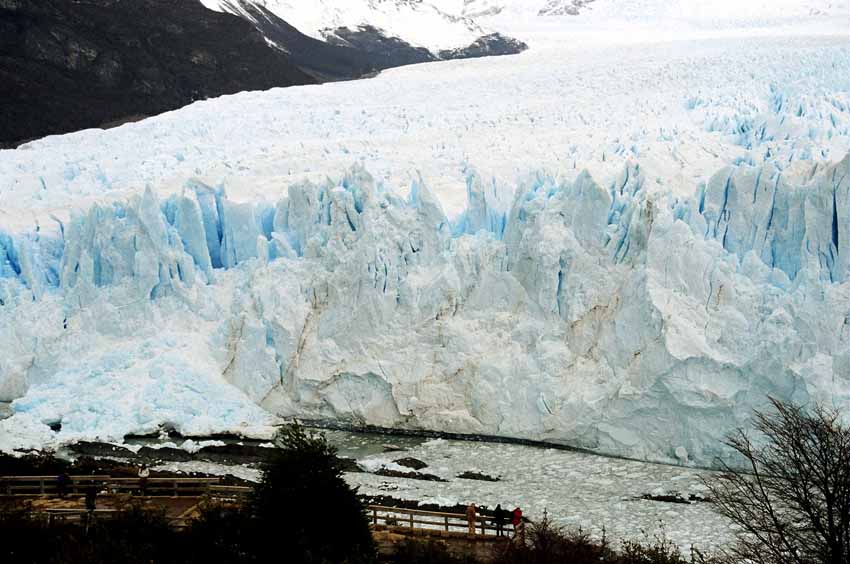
[204,0,527,61]
[0,0,320,147]
[203,0,484,51]
[222,1,436,80]
[0,0,528,147]
[441,0,595,17]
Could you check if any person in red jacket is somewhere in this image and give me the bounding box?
[511,507,524,541]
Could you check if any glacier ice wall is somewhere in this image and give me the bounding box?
[0,155,847,463]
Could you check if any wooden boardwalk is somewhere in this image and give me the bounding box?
[0,474,250,528]
[1,475,519,541]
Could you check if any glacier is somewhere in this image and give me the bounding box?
[1,153,846,463]
[0,3,847,464]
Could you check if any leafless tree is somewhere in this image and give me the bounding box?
[706,398,850,564]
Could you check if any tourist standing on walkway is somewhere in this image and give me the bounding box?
[466,503,477,535]
[138,464,150,496]
[84,483,97,511]
[56,471,70,498]
[83,479,98,533]
[494,504,506,537]
[512,507,524,542]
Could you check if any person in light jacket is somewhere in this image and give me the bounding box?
[466,503,478,535]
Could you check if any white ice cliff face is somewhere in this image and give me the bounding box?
[1,152,846,463]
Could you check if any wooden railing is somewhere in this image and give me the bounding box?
[367,505,514,537]
[207,484,251,501]
[0,476,224,497]
[103,477,222,497]
[0,475,112,496]
[42,508,120,526]
[1,477,514,537]
[38,508,199,530]
[35,503,497,536]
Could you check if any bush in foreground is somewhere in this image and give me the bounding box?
[388,538,480,564]
[244,423,378,563]
[0,501,181,564]
[183,423,377,563]
[497,516,715,564]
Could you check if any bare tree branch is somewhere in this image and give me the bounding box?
[704,398,850,564]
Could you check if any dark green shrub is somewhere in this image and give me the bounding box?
[184,501,253,563]
[498,516,610,564]
[618,534,687,564]
[389,538,480,564]
[245,423,377,564]
[0,500,181,564]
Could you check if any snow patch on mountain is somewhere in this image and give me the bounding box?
[201,0,485,51]
[459,0,848,21]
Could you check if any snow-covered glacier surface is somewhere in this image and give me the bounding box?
[0,9,847,463]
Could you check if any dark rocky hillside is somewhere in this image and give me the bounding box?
[439,33,529,60]
[218,1,526,81]
[0,0,527,148]
[224,0,527,78]
[217,1,430,82]
[0,0,316,147]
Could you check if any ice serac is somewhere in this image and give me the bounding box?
[697,161,848,284]
[0,156,847,463]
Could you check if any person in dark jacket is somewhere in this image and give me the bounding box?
[138,464,150,496]
[84,483,97,512]
[56,471,70,498]
[494,504,506,537]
